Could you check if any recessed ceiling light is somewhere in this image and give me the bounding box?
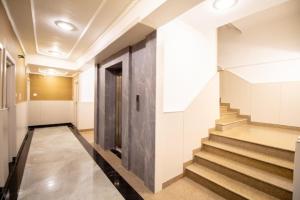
[213,0,238,10]
[55,20,76,31]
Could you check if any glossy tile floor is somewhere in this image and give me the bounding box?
[18,126,124,200]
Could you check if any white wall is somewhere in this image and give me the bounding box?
[16,101,28,152]
[218,0,300,83]
[76,67,95,130]
[79,67,95,102]
[155,19,219,192]
[221,71,300,127]
[0,109,8,187]
[28,101,74,126]
[162,20,217,111]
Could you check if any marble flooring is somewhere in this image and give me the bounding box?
[90,141,225,200]
[18,126,124,200]
[17,126,225,200]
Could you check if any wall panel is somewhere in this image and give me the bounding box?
[221,70,300,127]
[30,74,73,101]
[29,101,73,126]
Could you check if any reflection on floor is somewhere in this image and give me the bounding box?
[18,126,224,200]
[91,143,225,200]
[18,126,124,200]
[80,130,94,143]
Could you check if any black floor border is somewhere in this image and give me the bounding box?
[28,123,71,129]
[68,124,144,200]
[0,128,34,200]
[111,149,122,159]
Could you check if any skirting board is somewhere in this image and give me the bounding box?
[222,101,300,131]
[162,145,204,189]
[250,121,300,131]
[79,128,94,132]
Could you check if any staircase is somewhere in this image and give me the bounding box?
[185,103,296,200]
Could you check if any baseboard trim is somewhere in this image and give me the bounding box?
[221,101,300,131]
[79,128,94,132]
[162,154,198,189]
[162,173,184,189]
[0,128,34,200]
[250,121,300,131]
[28,123,73,129]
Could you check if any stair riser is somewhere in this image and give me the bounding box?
[194,156,292,200]
[209,134,294,161]
[202,145,293,179]
[220,106,228,112]
[220,114,238,119]
[185,169,247,200]
[216,120,247,131]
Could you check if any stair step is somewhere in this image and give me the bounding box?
[216,118,248,131]
[210,126,297,153]
[186,164,280,200]
[221,111,238,119]
[194,151,293,196]
[202,140,294,170]
[220,105,228,111]
[216,118,247,125]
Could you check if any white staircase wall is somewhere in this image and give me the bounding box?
[218,0,300,81]
[155,19,219,192]
[221,71,300,127]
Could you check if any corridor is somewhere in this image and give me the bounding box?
[1,0,300,199]
[18,126,125,200]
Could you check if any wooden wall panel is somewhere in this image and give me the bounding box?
[0,3,27,103]
[29,74,73,100]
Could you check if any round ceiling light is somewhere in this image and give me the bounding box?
[55,20,76,31]
[213,0,238,10]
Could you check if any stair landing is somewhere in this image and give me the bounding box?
[210,124,300,152]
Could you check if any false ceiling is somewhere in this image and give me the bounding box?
[2,0,134,60]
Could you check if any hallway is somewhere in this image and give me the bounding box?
[18,126,125,200]
[1,0,300,199]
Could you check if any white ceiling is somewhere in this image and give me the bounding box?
[2,0,134,61]
[179,0,289,30]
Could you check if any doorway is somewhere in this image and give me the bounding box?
[5,52,17,162]
[105,63,122,157]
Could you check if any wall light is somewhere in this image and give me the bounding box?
[55,20,76,31]
[213,0,238,10]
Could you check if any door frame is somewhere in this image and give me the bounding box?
[73,76,79,127]
[5,49,17,161]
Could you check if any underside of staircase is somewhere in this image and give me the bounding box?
[184,103,297,200]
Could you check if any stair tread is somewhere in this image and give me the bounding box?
[202,140,294,170]
[216,117,247,125]
[195,151,293,192]
[186,164,280,200]
[210,124,300,152]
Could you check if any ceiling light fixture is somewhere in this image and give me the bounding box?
[55,20,76,31]
[213,0,238,10]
